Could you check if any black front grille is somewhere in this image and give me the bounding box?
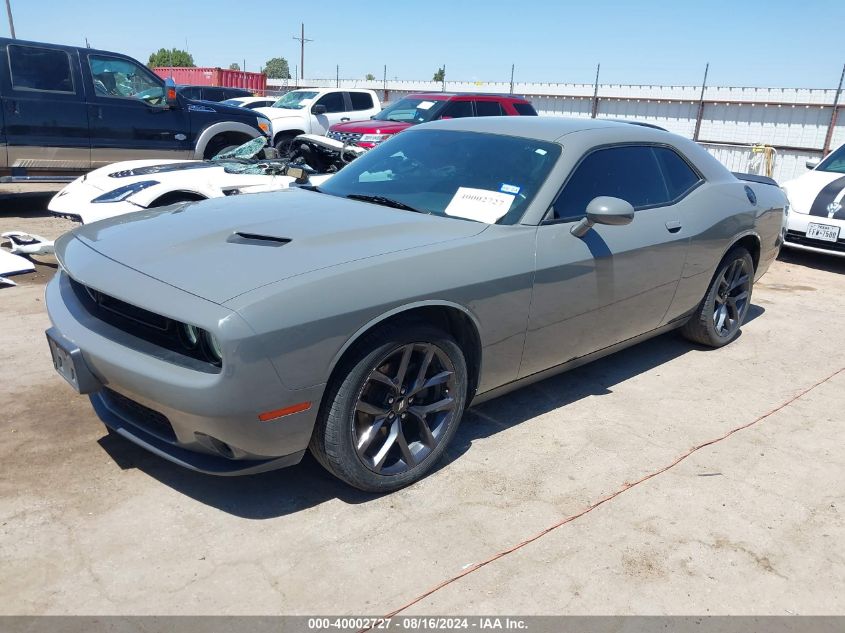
[102,388,176,442]
[68,277,221,372]
[786,229,845,253]
[327,131,363,144]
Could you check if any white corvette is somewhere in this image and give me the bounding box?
[48,135,361,224]
[781,143,845,257]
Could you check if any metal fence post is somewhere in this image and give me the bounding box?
[693,63,710,141]
[591,64,601,118]
[822,63,845,156]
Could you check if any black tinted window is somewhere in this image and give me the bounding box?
[475,101,503,116]
[316,91,346,113]
[441,100,473,118]
[653,146,700,199]
[9,45,74,93]
[513,102,538,116]
[553,146,670,220]
[350,92,374,110]
[179,86,201,99]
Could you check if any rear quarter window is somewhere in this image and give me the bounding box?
[653,146,702,199]
[8,44,75,93]
[350,92,374,110]
[513,102,538,116]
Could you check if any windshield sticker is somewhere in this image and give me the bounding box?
[445,187,515,224]
[500,183,521,195]
[417,101,436,110]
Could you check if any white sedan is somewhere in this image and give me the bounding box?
[781,143,845,257]
[48,136,359,224]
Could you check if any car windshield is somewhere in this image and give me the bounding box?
[373,97,448,123]
[272,91,318,109]
[318,129,561,224]
[817,144,845,174]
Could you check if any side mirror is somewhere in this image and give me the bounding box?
[311,104,327,115]
[570,196,635,238]
[805,159,820,170]
[164,77,179,107]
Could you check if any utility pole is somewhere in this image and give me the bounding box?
[591,63,601,118]
[509,64,515,95]
[822,63,845,156]
[292,23,313,80]
[693,62,710,142]
[5,0,15,39]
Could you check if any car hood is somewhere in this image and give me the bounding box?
[329,120,413,134]
[782,169,845,214]
[68,188,487,304]
[255,106,307,121]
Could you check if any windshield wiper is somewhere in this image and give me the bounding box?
[346,194,430,214]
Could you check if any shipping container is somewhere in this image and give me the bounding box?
[153,67,267,95]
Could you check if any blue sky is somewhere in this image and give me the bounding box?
[6,0,845,88]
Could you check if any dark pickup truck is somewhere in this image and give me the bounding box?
[0,37,271,182]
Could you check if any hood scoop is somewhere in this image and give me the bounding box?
[226,232,291,247]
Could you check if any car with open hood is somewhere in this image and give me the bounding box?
[45,117,786,492]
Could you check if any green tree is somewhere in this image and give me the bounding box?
[147,48,195,68]
[365,73,375,81]
[432,66,445,82]
[229,62,241,70]
[264,57,291,79]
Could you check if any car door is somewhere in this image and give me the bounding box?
[1,42,89,175]
[519,144,696,378]
[82,51,191,167]
[438,100,474,119]
[308,90,349,135]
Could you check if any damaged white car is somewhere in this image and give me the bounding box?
[47,135,364,224]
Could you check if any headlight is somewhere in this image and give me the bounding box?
[203,331,223,364]
[359,133,391,143]
[179,323,200,349]
[92,180,159,203]
[256,116,272,136]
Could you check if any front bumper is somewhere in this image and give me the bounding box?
[784,212,845,257]
[45,269,324,475]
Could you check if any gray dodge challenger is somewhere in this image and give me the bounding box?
[45,117,787,492]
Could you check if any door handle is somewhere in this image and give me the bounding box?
[665,220,682,233]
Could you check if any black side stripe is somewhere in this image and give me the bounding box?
[809,175,845,219]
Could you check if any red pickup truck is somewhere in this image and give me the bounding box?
[326,92,537,148]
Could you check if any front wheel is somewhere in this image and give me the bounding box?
[310,323,468,492]
[681,247,754,347]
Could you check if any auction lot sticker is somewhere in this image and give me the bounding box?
[444,187,515,223]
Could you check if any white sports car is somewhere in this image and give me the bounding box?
[48,135,361,224]
[781,143,845,257]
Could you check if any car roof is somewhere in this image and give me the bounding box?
[412,116,674,142]
[404,92,530,102]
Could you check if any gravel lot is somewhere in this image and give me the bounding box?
[1,195,843,616]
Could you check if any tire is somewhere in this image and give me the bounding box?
[274,132,298,156]
[310,322,468,492]
[681,247,754,348]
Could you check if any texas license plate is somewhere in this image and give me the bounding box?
[47,331,81,392]
[806,222,840,242]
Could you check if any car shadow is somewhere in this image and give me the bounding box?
[97,306,765,520]
[778,248,845,274]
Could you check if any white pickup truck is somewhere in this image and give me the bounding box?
[256,88,381,153]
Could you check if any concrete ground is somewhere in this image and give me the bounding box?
[1,196,843,616]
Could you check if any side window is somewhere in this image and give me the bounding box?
[552,146,670,221]
[88,55,164,105]
[653,146,701,200]
[475,101,504,116]
[349,92,374,110]
[179,86,200,100]
[8,44,75,93]
[513,102,538,116]
[315,91,346,113]
[440,100,473,119]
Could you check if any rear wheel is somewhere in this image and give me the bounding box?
[310,322,468,492]
[681,247,754,347]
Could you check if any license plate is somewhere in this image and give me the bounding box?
[806,222,840,242]
[47,331,81,392]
